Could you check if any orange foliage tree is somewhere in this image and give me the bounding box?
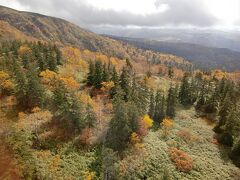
[0,70,14,95]
[18,45,32,57]
[39,69,58,88]
[59,76,80,90]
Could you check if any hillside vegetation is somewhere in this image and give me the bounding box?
[0,5,240,180]
[0,40,240,179]
[0,5,193,72]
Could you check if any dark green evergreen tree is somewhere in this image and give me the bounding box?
[47,50,57,71]
[129,77,149,115]
[102,63,110,82]
[14,64,28,108]
[166,85,177,118]
[93,61,103,89]
[153,90,165,124]
[87,61,95,86]
[179,73,192,106]
[53,81,84,130]
[106,97,130,152]
[26,66,45,109]
[53,45,62,65]
[148,91,155,119]
[109,67,119,98]
[119,67,130,101]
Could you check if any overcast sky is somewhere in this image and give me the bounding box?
[0,0,240,30]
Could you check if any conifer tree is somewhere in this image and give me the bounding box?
[14,64,28,108]
[106,94,130,152]
[87,61,95,86]
[166,85,177,118]
[53,81,84,130]
[148,91,155,119]
[94,61,103,89]
[53,44,62,65]
[154,91,165,124]
[109,67,119,98]
[84,103,97,128]
[119,67,130,101]
[26,66,45,109]
[179,73,192,106]
[129,78,149,114]
[102,63,110,82]
[111,67,118,85]
[47,50,57,71]
[127,101,140,133]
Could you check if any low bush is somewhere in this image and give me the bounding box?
[168,147,193,173]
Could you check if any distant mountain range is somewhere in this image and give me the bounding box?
[95,27,240,52]
[107,36,240,72]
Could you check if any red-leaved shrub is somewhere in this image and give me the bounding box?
[168,148,193,173]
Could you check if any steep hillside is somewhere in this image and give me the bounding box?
[0,5,125,57]
[110,36,240,72]
[0,20,36,41]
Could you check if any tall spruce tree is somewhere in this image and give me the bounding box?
[179,73,192,106]
[148,91,155,119]
[119,67,130,101]
[14,64,28,108]
[153,90,165,124]
[53,81,84,130]
[166,85,177,118]
[106,94,130,152]
[87,61,95,86]
[26,66,45,109]
[102,63,110,82]
[94,61,103,89]
[109,67,119,98]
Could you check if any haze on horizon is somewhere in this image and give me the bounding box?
[0,0,240,31]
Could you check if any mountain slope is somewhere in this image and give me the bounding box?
[110,36,240,72]
[0,5,192,70]
[0,5,129,59]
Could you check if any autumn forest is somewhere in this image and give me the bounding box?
[0,4,240,180]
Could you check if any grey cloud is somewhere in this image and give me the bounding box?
[15,0,217,28]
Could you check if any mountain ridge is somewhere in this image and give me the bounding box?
[107,35,240,72]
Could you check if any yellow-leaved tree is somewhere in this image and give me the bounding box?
[142,114,153,129]
[161,118,174,137]
[138,115,153,137]
[0,70,15,95]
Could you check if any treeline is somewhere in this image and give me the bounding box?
[0,40,61,71]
